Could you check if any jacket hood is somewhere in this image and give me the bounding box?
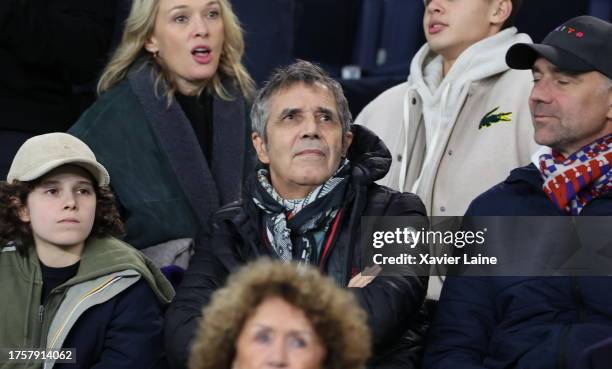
[409,27,533,102]
[347,124,392,184]
[394,27,534,194]
[23,237,175,304]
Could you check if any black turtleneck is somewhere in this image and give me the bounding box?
[40,260,80,304]
[175,92,214,166]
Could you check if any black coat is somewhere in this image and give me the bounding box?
[165,125,428,369]
[424,164,612,369]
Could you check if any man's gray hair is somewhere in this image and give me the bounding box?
[250,60,352,141]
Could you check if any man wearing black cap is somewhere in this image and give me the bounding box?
[507,15,611,160]
[423,16,612,369]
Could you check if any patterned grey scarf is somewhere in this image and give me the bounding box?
[252,160,350,263]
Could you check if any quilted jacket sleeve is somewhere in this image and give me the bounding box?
[352,190,429,368]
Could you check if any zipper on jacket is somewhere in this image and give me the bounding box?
[47,275,124,350]
[318,209,344,270]
[557,324,571,369]
[38,294,57,350]
[35,304,46,366]
[572,277,586,322]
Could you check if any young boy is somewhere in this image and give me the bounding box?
[0,133,174,369]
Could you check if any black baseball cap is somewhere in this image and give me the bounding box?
[506,15,612,79]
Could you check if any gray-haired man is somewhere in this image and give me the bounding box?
[166,60,429,369]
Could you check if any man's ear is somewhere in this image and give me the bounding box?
[342,131,354,157]
[252,132,270,164]
[490,0,512,27]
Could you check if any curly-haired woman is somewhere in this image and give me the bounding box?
[0,133,174,369]
[189,259,371,369]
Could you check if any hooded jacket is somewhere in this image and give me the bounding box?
[423,164,612,369]
[355,27,538,217]
[165,125,428,369]
[0,237,175,369]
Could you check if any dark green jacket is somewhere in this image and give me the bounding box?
[69,62,251,249]
[0,237,174,369]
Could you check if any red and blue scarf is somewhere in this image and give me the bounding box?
[538,134,612,215]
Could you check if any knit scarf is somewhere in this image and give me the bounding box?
[538,134,612,215]
[252,160,350,263]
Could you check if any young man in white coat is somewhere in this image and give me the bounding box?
[355,0,539,298]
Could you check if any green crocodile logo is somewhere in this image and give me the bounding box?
[478,107,512,129]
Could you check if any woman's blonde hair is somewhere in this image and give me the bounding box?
[97,0,254,100]
[189,259,372,369]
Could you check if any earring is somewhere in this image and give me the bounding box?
[153,50,159,58]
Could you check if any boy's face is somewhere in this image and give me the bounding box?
[424,0,500,61]
[19,165,97,254]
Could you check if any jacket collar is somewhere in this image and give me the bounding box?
[17,237,174,304]
[210,85,247,204]
[505,163,544,188]
[127,61,246,228]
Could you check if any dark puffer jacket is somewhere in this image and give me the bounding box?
[165,125,428,369]
[423,163,612,369]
